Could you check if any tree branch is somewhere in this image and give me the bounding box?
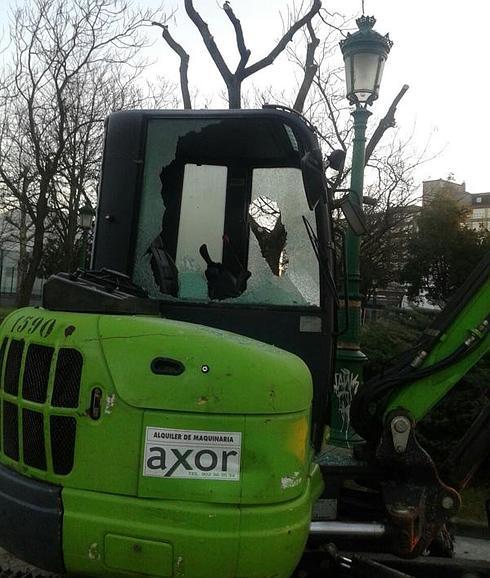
[184,0,233,84]
[243,0,321,78]
[152,22,191,109]
[222,2,251,74]
[315,74,347,151]
[293,20,319,113]
[365,84,409,165]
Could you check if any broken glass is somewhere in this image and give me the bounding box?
[132,117,319,307]
[242,168,320,306]
[133,119,219,299]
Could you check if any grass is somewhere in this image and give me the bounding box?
[0,305,15,319]
[0,308,15,326]
[459,483,490,525]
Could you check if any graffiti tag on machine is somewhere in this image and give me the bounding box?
[333,368,359,438]
[143,427,241,481]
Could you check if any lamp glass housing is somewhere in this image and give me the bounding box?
[346,52,386,104]
[340,16,392,107]
[78,205,94,229]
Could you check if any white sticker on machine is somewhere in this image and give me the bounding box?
[143,427,242,480]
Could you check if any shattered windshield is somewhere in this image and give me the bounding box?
[132,117,320,307]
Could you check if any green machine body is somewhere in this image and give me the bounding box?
[0,109,336,577]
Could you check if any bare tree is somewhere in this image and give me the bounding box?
[152,20,192,109]
[249,197,287,275]
[50,65,176,274]
[360,134,428,304]
[154,0,322,109]
[281,10,440,306]
[152,1,427,305]
[0,0,165,305]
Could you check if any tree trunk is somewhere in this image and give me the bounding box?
[16,226,44,307]
[227,80,241,109]
[16,186,48,307]
[63,200,78,271]
[249,217,287,275]
[16,206,28,297]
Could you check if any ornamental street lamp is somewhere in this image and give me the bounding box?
[78,203,95,269]
[330,16,393,446]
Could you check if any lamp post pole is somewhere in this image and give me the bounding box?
[329,15,392,447]
[345,106,371,338]
[80,228,89,269]
[330,107,370,447]
[78,203,95,270]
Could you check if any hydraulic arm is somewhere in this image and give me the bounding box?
[350,252,489,557]
[352,252,489,441]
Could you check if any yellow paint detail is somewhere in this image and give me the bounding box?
[286,416,309,463]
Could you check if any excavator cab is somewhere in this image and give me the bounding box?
[90,108,338,449]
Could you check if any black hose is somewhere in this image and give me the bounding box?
[351,330,487,442]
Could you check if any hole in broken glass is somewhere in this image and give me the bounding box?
[249,196,288,277]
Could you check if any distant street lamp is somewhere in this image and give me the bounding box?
[78,203,95,269]
[330,16,393,446]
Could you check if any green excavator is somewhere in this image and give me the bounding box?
[0,108,487,578]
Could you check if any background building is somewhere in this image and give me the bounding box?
[0,210,44,301]
[468,192,490,231]
[422,178,490,231]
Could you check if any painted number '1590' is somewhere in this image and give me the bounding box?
[10,315,56,338]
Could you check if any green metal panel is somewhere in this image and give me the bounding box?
[0,308,143,495]
[240,413,312,504]
[104,534,173,577]
[137,410,311,505]
[98,315,312,414]
[62,488,240,577]
[0,308,313,496]
[0,306,321,577]
[236,491,314,578]
[62,475,320,578]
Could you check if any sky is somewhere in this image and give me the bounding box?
[138,0,490,195]
[1,0,489,194]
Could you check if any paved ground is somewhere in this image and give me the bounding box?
[0,547,55,576]
[455,536,490,561]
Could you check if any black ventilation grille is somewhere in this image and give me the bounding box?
[3,401,19,461]
[4,340,24,395]
[50,415,76,475]
[22,344,54,403]
[22,409,47,470]
[0,339,81,475]
[51,349,83,408]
